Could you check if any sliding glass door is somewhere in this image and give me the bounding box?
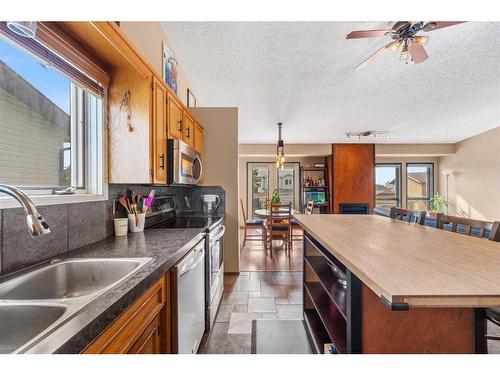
[247,162,300,219]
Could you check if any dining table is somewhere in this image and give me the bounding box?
[254,208,297,219]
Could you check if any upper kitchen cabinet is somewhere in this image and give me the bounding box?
[167,92,183,140]
[152,77,168,183]
[194,122,204,155]
[182,110,195,147]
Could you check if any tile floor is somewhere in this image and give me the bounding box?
[198,271,303,354]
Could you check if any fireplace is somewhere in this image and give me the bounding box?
[339,203,369,215]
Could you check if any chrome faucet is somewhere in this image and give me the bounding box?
[0,185,51,237]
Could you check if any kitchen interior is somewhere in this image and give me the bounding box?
[1,2,500,373]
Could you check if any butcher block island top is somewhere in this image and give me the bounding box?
[293,214,500,308]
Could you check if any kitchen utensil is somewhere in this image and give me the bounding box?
[202,194,221,214]
[143,190,155,212]
[118,196,131,214]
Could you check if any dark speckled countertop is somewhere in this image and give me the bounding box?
[26,227,205,354]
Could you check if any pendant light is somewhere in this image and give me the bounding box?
[6,22,37,38]
[276,122,285,170]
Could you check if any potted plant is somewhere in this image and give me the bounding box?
[429,193,448,217]
[271,189,281,210]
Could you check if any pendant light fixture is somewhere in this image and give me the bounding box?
[276,122,285,170]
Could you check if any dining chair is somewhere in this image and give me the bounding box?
[436,213,499,240]
[240,199,265,248]
[264,202,292,257]
[290,200,314,242]
[435,213,500,352]
[390,207,427,225]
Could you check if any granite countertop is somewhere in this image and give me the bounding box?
[25,227,206,354]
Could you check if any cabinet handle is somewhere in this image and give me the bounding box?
[177,120,182,132]
[186,127,190,139]
[159,153,165,170]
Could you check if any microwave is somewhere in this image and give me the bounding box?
[167,139,203,185]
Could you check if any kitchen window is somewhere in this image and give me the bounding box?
[406,163,434,211]
[375,163,401,210]
[0,23,105,205]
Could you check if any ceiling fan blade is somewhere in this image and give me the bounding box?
[354,42,393,71]
[408,39,429,64]
[423,21,466,32]
[346,29,394,39]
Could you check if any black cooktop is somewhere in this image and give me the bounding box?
[148,216,223,231]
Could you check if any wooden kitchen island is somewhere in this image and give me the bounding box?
[293,214,500,354]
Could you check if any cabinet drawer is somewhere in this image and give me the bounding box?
[83,277,165,354]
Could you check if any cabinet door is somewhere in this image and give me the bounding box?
[193,122,204,155]
[152,78,167,183]
[127,314,161,354]
[182,110,195,147]
[167,93,183,140]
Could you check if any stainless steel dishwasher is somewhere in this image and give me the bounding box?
[171,239,206,354]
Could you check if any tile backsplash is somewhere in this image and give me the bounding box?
[0,184,225,275]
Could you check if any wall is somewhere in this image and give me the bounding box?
[190,108,239,273]
[119,22,196,107]
[438,126,500,221]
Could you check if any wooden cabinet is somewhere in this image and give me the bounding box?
[82,274,170,354]
[167,93,183,140]
[182,110,195,147]
[152,77,167,183]
[193,122,204,154]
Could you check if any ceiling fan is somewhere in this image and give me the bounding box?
[346,21,465,71]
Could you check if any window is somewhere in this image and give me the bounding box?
[0,29,104,197]
[375,164,401,209]
[406,163,434,211]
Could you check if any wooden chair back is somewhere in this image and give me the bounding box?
[305,200,314,215]
[390,207,427,225]
[240,199,247,227]
[436,213,500,241]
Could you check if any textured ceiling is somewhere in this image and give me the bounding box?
[162,22,500,143]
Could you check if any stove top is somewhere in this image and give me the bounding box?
[148,216,223,231]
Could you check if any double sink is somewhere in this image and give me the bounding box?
[0,257,152,353]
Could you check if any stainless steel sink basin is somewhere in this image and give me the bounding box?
[0,304,66,354]
[0,257,152,353]
[0,258,151,300]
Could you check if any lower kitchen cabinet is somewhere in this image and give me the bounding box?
[82,273,170,354]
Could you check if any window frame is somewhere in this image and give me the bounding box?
[405,162,435,210]
[375,163,402,209]
[0,23,108,209]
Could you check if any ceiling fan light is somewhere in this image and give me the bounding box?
[414,36,429,45]
[6,21,37,38]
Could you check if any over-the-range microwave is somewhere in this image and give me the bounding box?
[167,139,203,185]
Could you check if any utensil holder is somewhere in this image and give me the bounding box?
[114,218,129,237]
[128,213,146,233]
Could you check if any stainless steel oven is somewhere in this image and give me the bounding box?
[167,139,203,185]
[206,221,225,330]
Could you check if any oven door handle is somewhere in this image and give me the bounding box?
[211,225,225,243]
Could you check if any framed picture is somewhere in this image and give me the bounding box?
[162,42,178,94]
[187,88,197,108]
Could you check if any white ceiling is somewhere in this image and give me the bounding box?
[162,22,500,144]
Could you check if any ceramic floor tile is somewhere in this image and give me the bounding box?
[215,304,233,323]
[275,297,289,305]
[260,313,278,320]
[276,304,303,320]
[232,304,248,313]
[201,323,250,354]
[221,289,249,305]
[287,290,303,304]
[249,290,262,298]
[237,278,261,291]
[248,297,276,313]
[228,312,261,334]
[261,283,287,298]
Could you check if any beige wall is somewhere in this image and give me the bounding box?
[438,126,500,221]
[191,108,239,273]
[119,22,197,107]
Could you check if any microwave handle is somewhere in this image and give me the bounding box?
[194,154,203,183]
